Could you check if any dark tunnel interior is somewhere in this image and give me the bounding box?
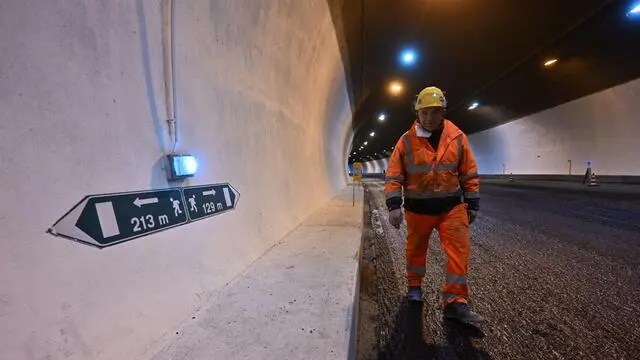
[326,0,640,163]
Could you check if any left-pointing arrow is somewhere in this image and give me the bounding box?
[47,197,96,246]
[133,197,159,207]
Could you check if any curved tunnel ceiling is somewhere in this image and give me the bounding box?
[327,0,640,164]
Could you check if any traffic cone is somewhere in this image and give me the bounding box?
[509,173,514,182]
[588,172,598,187]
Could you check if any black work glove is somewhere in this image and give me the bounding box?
[465,197,479,225]
[389,209,404,229]
[468,209,478,225]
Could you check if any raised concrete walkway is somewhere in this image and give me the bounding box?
[150,185,364,360]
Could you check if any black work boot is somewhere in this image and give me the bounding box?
[407,286,423,302]
[443,302,483,324]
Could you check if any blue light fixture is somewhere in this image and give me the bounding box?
[628,3,640,16]
[400,49,417,66]
[166,154,198,180]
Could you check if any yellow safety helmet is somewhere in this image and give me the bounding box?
[414,86,447,111]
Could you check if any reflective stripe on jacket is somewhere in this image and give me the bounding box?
[384,119,480,211]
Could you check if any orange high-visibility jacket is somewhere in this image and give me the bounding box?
[384,119,480,212]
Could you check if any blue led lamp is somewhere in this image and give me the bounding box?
[166,154,198,181]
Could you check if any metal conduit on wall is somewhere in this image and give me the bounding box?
[163,0,179,152]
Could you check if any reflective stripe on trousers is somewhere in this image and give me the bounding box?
[442,272,469,305]
[446,273,468,285]
[407,263,426,275]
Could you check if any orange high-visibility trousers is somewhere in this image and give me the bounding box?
[405,203,470,305]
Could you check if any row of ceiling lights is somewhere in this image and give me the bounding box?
[348,53,578,161]
[349,2,640,163]
[349,54,567,160]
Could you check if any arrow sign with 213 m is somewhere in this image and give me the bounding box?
[48,183,240,248]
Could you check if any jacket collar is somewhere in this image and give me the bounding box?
[411,119,462,142]
[415,123,435,138]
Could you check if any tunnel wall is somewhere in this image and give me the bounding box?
[361,158,389,174]
[347,158,388,176]
[469,77,640,176]
[0,1,351,359]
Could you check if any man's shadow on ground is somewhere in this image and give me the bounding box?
[376,300,492,360]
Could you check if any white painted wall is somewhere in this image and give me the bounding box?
[0,1,351,359]
[361,158,389,174]
[469,77,640,176]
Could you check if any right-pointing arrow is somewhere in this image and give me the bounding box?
[227,185,240,208]
[202,189,216,196]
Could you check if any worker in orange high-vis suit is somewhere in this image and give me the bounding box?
[384,86,482,325]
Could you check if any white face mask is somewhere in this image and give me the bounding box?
[415,124,432,138]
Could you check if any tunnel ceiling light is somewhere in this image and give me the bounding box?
[544,58,558,67]
[628,3,640,16]
[378,113,386,121]
[389,81,404,95]
[370,131,375,137]
[468,102,479,110]
[400,49,417,66]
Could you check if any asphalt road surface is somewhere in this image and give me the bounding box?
[356,180,640,360]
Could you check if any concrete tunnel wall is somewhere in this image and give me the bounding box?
[355,158,388,174]
[0,1,352,359]
[469,77,640,176]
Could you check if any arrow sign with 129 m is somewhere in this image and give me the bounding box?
[183,183,240,222]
